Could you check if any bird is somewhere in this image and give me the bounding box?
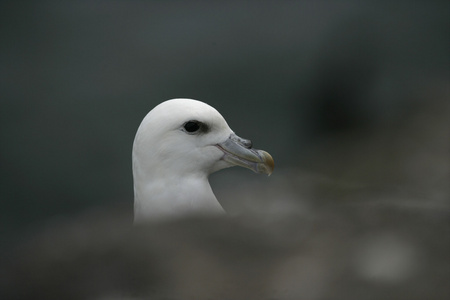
[132,98,274,222]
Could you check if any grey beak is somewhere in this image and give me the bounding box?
[216,133,274,175]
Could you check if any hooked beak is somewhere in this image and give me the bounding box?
[216,133,274,175]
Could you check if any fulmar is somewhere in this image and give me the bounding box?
[132,98,274,222]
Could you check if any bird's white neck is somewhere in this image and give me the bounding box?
[133,172,225,223]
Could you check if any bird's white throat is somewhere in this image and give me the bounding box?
[133,157,225,222]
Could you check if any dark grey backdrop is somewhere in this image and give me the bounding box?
[1,1,449,242]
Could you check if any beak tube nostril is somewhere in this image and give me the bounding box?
[243,139,253,149]
[232,134,253,149]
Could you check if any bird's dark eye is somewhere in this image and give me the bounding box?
[184,121,201,133]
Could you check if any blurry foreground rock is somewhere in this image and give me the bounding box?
[0,204,449,300]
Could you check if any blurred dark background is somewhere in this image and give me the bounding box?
[2,0,448,234]
[1,1,449,298]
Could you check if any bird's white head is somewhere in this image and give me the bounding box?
[132,98,274,222]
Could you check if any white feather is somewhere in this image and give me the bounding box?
[132,99,234,222]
